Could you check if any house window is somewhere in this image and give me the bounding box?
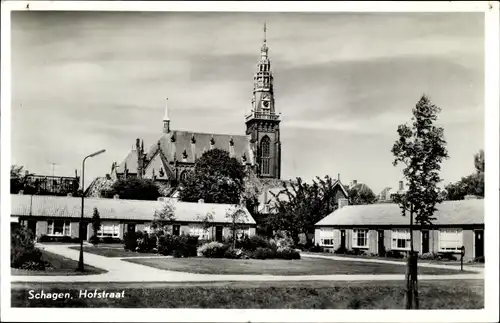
[319,227,335,247]
[439,229,463,252]
[260,137,271,175]
[47,220,71,236]
[189,225,209,240]
[97,222,120,238]
[391,229,411,250]
[352,229,369,248]
[236,227,250,239]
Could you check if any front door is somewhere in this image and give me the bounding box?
[80,221,88,241]
[173,225,180,236]
[378,230,385,256]
[215,226,223,242]
[127,223,136,233]
[475,230,484,258]
[421,230,430,254]
[340,230,346,249]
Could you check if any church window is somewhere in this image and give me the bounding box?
[180,171,188,183]
[260,136,271,175]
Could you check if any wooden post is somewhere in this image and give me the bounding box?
[406,251,413,309]
[412,251,419,309]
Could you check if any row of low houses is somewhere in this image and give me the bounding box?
[314,198,484,261]
[11,190,485,262]
[11,194,256,242]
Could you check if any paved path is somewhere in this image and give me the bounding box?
[11,244,484,283]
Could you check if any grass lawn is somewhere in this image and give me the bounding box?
[68,246,159,258]
[11,279,483,309]
[123,257,466,275]
[11,250,107,276]
[304,252,485,267]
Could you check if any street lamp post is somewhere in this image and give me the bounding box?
[77,149,106,272]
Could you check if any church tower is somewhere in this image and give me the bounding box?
[245,23,281,179]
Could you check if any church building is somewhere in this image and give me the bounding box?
[102,24,281,194]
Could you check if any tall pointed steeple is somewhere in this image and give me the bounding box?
[163,98,170,133]
[261,21,269,58]
[245,22,281,179]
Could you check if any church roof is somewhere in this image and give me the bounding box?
[115,130,253,175]
[116,150,138,174]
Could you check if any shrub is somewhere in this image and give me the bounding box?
[11,226,47,270]
[123,231,138,251]
[385,250,404,259]
[473,256,484,263]
[89,235,100,245]
[174,235,199,258]
[156,234,198,257]
[235,235,273,251]
[276,247,301,260]
[38,235,79,243]
[224,247,244,259]
[101,236,122,244]
[333,246,347,254]
[198,241,229,258]
[440,253,457,261]
[419,252,440,260]
[136,232,156,253]
[252,247,276,260]
[308,244,324,253]
[273,236,295,249]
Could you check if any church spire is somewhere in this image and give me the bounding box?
[261,21,268,57]
[163,98,170,133]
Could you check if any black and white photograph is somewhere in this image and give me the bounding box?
[1,1,499,322]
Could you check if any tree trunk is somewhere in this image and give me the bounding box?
[405,204,419,309]
[406,205,414,309]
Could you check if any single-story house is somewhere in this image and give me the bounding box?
[315,199,484,261]
[11,194,256,242]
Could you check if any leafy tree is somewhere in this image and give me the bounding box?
[104,177,161,200]
[10,165,33,194]
[391,94,448,309]
[178,149,246,204]
[152,200,177,234]
[196,212,215,241]
[347,183,377,205]
[444,150,485,200]
[91,208,101,245]
[267,175,345,245]
[474,149,484,173]
[226,207,249,248]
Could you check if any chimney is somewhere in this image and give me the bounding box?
[352,180,358,186]
[18,190,24,195]
[464,195,478,200]
[163,98,171,133]
[338,198,349,209]
[113,194,120,199]
[399,180,404,191]
[198,199,204,203]
[337,173,340,181]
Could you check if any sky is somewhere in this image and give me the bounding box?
[11,11,485,193]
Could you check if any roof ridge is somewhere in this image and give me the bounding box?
[170,129,249,138]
